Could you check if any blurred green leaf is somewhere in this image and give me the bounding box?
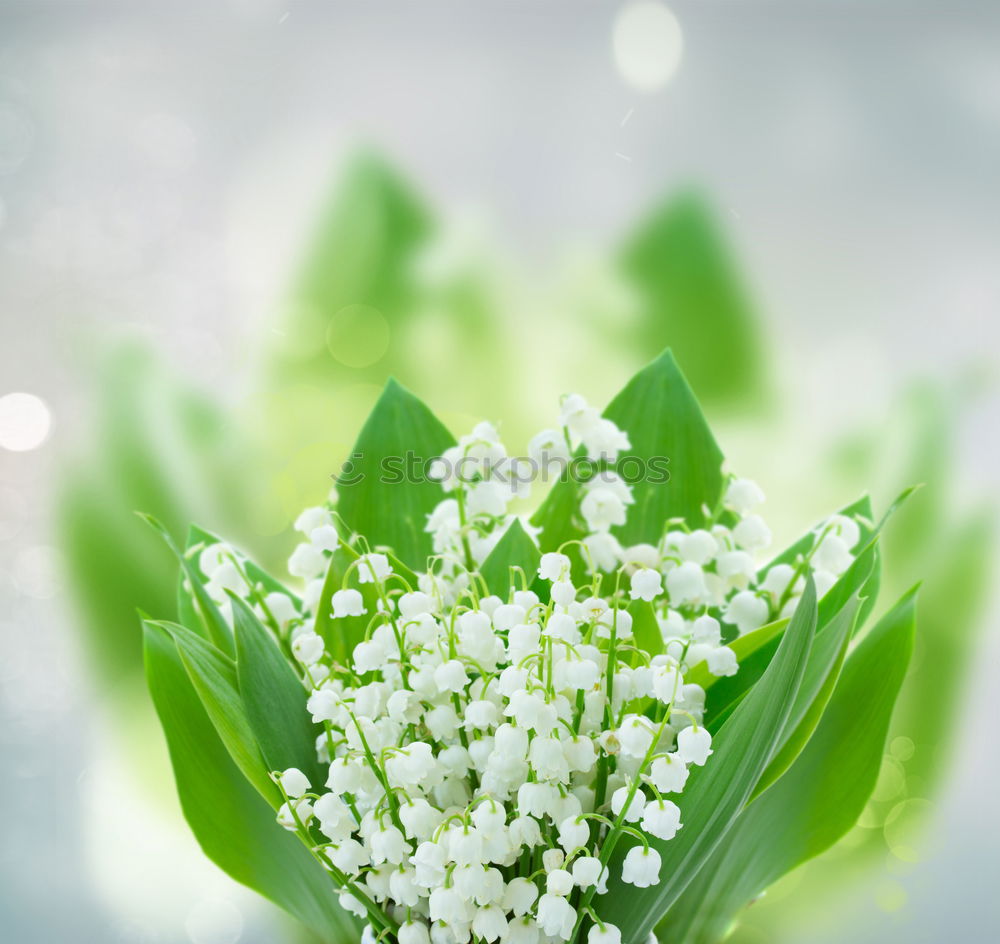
[479,519,541,600]
[600,581,817,942]
[659,588,917,944]
[277,151,431,381]
[337,378,455,570]
[617,192,765,410]
[890,512,993,793]
[144,623,358,941]
[57,347,253,687]
[59,470,178,685]
[231,595,325,789]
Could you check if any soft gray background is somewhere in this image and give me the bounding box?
[1,2,998,942]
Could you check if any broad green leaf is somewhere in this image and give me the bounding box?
[337,378,455,570]
[144,624,359,941]
[658,588,917,944]
[629,600,664,659]
[617,192,765,410]
[599,581,817,942]
[534,350,724,551]
[606,350,725,542]
[529,472,587,564]
[751,593,860,798]
[231,595,326,789]
[151,619,276,802]
[479,519,541,599]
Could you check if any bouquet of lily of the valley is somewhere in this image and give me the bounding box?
[142,350,916,944]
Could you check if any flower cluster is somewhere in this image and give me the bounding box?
[194,397,862,944]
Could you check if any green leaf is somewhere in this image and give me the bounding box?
[277,151,431,382]
[337,378,455,570]
[684,617,787,692]
[605,350,725,544]
[151,619,276,802]
[704,541,876,731]
[231,595,326,789]
[140,514,234,655]
[190,524,303,609]
[751,592,860,798]
[313,546,375,664]
[599,580,818,942]
[529,473,587,564]
[56,344,256,690]
[658,588,917,944]
[479,519,541,599]
[629,600,664,659]
[144,623,360,941]
[534,350,724,551]
[893,513,992,794]
[617,192,765,410]
[764,495,875,571]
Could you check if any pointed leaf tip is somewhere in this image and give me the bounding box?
[337,380,455,569]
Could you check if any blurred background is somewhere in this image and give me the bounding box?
[1,2,998,942]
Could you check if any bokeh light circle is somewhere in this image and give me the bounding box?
[326,304,391,368]
[613,2,684,92]
[0,392,52,451]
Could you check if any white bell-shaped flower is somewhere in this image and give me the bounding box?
[676,725,713,766]
[621,846,661,888]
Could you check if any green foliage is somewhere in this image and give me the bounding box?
[54,149,973,944]
[751,592,859,799]
[337,378,456,570]
[702,542,875,733]
[153,619,275,800]
[135,353,925,944]
[659,589,917,944]
[231,595,326,789]
[142,516,235,655]
[630,599,665,658]
[314,546,376,664]
[479,518,541,600]
[600,581,818,942]
[144,623,359,941]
